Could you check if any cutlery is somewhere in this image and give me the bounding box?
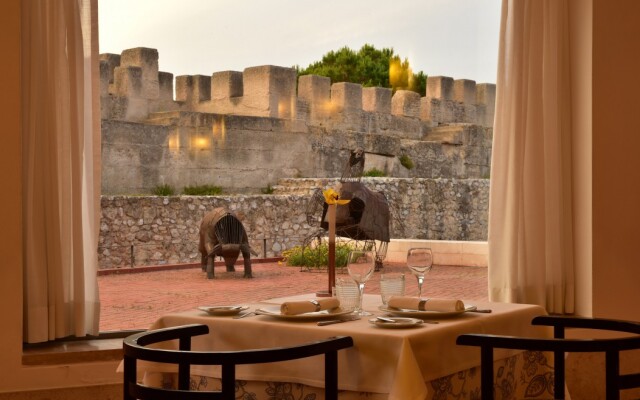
[376,316,397,323]
[317,316,361,326]
[233,311,256,319]
[384,314,439,324]
[469,309,492,313]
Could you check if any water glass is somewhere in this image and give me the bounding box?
[379,272,405,305]
[334,278,360,312]
[347,250,375,316]
[406,247,433,298]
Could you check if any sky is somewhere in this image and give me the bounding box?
[98,0,502,85]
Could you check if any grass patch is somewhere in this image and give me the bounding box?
[152,184,175,196]
[182,184,223,196]
[363,168,386,177]
[281,242,353,269]
[261,184,275,194]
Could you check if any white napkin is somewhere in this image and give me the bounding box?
[280,298,340,315]
[387,296,465,312]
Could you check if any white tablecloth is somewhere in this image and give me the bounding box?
[131,294,551,400]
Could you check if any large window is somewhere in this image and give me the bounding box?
[97,0,501,332]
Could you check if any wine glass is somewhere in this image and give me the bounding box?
[406,248,433,298]
[346,250,375,316]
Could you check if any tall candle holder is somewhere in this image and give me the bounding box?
[316,188,349,297]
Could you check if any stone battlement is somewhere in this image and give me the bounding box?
[100,47,496,128]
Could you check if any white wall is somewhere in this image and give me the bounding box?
[592,0,640,321]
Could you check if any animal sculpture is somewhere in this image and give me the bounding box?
[304,148,398,270]
[198,208,255,278]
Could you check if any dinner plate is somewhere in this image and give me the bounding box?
[254,306,354,321]
[369,317,424,329]
[379,304,477,319]
[198,305,249,316]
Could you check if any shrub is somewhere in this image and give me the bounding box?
[261,184,275,194]
[281,242,353,269]
[363,168,386,177]
[399,154,414,170]
[182,184,223,196]
[153,184,175,196]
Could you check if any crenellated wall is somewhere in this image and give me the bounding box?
[100,47,496,128]
[100,47,495,195]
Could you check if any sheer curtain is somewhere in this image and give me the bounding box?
[488,0,575,314]
[22,0,101,343]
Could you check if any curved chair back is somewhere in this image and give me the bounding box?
[456,315,640,400]
[123,324,354,400]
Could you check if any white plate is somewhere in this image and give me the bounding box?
[198,305,249,316]
[254,306,354,321]
[369,317,424,329]
[379,304,477,319]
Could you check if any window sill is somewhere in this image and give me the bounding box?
[22,331,142,366]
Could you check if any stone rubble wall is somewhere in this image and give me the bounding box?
[98,177,489,269]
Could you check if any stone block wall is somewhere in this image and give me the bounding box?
[98,177,489,269]
[100,47,496,128]
[99,47,494,203]
[102,115,492,194]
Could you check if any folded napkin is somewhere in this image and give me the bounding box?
[387,296,465,312]
[280,298,340,315]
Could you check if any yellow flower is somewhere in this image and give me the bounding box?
[322,188,350,205]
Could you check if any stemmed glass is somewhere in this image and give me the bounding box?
[406,248,433,298]
[346,250,375,316]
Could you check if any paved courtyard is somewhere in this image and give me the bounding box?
[97,261,488,332]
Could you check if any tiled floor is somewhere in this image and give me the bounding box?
[98,261,488,332]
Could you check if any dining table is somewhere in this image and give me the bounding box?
[129,293,554,400]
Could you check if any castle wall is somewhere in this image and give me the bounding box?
[100,48,495,128]
[102,114,492,194]
[100,47,495,194]
[98,178,489,268]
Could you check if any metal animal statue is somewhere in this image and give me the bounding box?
[341,148,365,182]
[304,148,402,270]
[198,208,256,279]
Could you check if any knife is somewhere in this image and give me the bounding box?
[317,316,361,326]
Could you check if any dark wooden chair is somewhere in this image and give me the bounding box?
[123,324,354,400]
[456,315,640,400]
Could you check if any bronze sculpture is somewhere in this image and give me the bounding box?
[304,148,397,270]
[198,208,255,278]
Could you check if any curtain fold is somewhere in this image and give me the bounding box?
[22,0,101,343]
[488,0,575,314]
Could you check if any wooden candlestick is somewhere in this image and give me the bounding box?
[317,203,337,297]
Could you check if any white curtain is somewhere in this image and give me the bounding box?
[488,0,575,314]
[22,0,101,343]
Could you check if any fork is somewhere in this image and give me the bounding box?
[233,311,256,319]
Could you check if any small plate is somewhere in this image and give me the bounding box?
[379,304,477,319]
[369,317,424,329]
[198,305,249,316]
[254,306,354,321]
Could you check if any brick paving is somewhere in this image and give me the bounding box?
[98,261,488,332]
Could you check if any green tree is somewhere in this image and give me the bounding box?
[298,44,427,95]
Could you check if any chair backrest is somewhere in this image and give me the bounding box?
[123,324,353,400]
[456,316,640,400]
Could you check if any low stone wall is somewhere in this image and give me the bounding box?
[98,178,489,269]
